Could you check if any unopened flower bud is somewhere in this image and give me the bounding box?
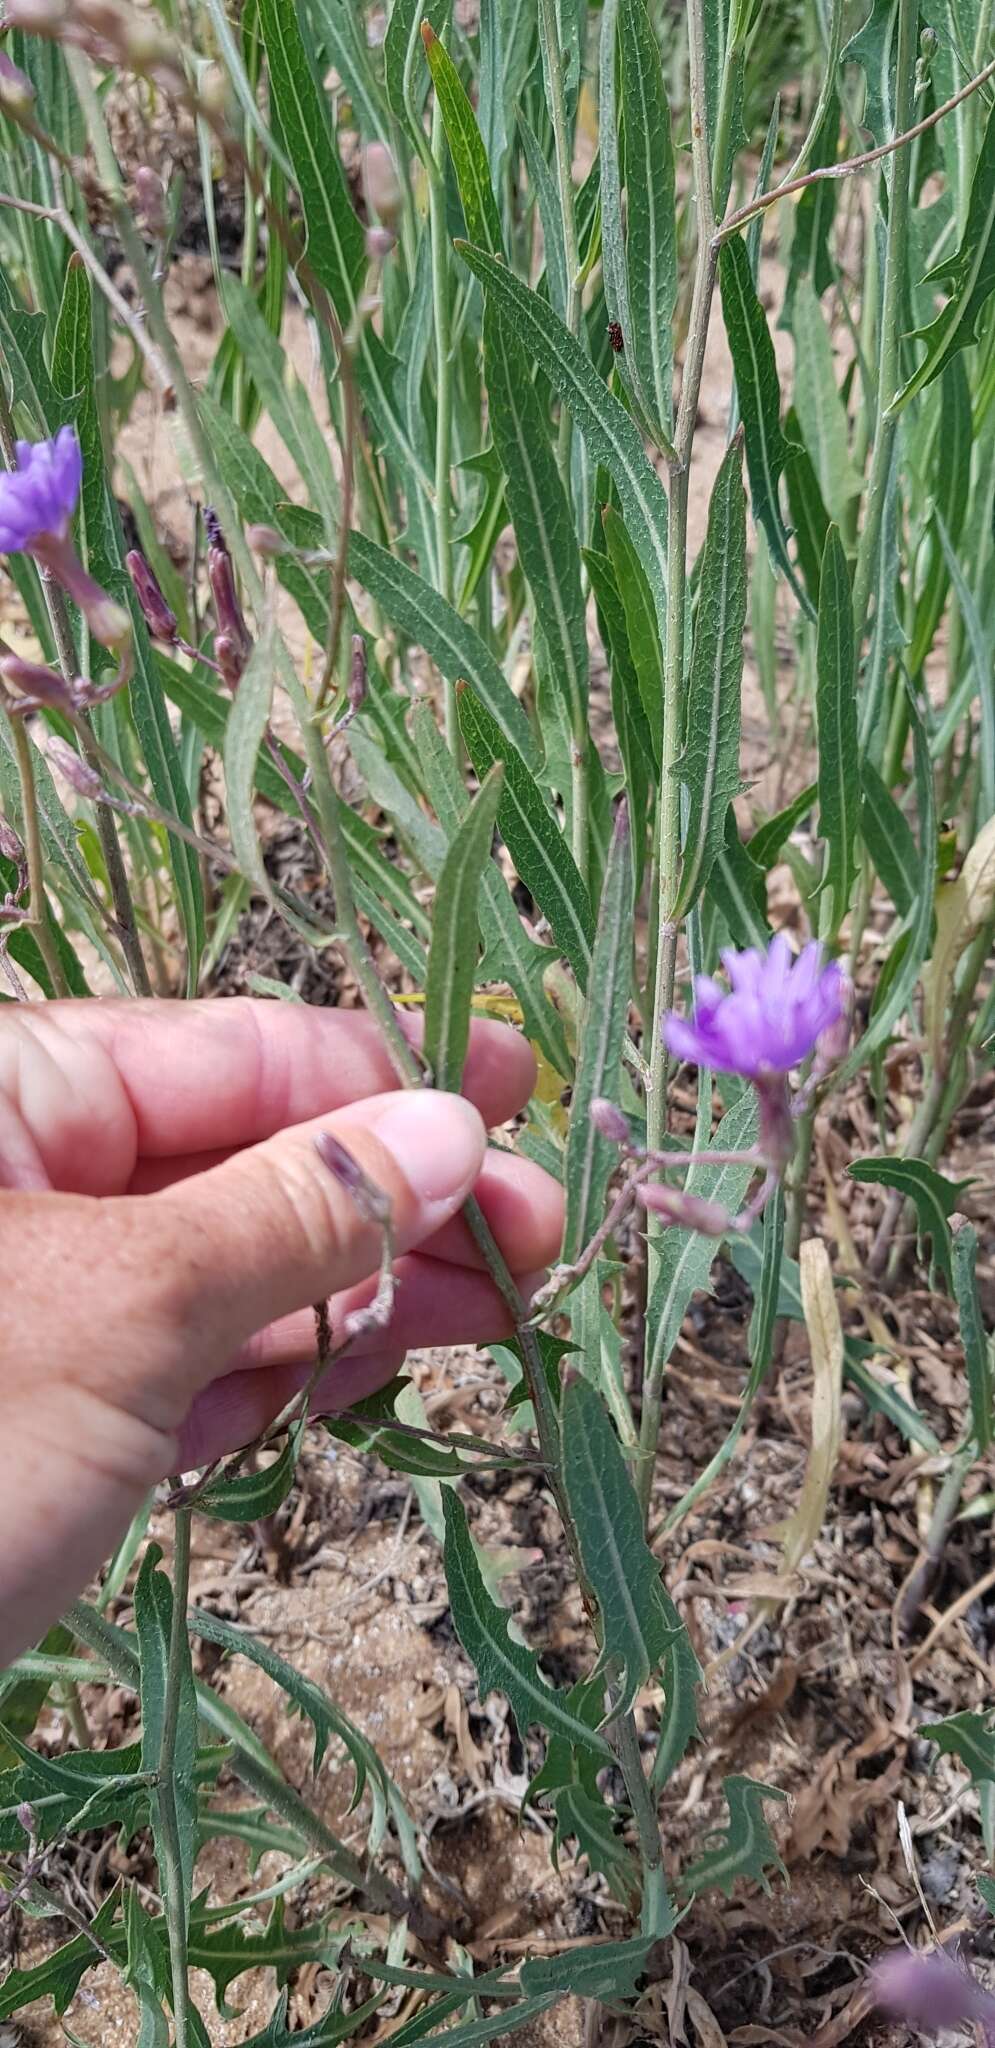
[590,1097,630,1146]
[0,816,24,865]
[125,549,177,643]
[204,508,252,689]
[246,524,287,558]
[0,50,36,108]
[16,1801,36,1836]
[0,653,72,709]
[361,141,403,227]
[365,225,396,263]
[134,166,166,237]
[47,737,103,799]
[314,1128,391,1227]
[638,1183,729,1236]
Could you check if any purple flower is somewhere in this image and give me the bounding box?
[871,1948,995,2043]
[0,428,82,554]
[663,935,845,1081]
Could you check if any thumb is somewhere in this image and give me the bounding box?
[145,1088,487,1419]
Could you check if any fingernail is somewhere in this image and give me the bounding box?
[368,1091,485,1215]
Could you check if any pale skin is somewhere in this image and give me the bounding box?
[0,999,564,1664]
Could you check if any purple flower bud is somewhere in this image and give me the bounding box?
[16,1801,36,1836]
[0,49,36,106]
[125,550,177,643]
[47,737,103,800]
[348,634,367,714]
[0,817,24,865]
[365,225,396,262]
[0,653,73,709]
[638,1184,729,1235]
[590,1097,630,1146]
[815,970,854,1068]
[204,508,252,688]
[314,1129,391,1228]
[0,427,81,554]
[663,935,845,1082]
[871,1948,995,2036]
[135,165,166,236]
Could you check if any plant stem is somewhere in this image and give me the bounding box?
[848,0,918,649]
[159,1507,192,2048]
[539,0,582,484]
[638,0,717,1520]
[612,1709,668,1935]
[4,711,70,996]
[428,96,456,748]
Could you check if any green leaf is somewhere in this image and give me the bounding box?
[423,25,503,253]
[602,504,663,766]
[218,276,339,538]
[847,1157,973,1290]
[484,303,588,753]
[674,436,747,915]
[890,97,995,413]
[456,243,670,647]
[783,417,831,609]
[922,1710,995,1787]
[0,1738,149,1850]
[393,1996,558,2046]
[188,1898,342,2018]
[196,1429,302,1523]
[188,1608,413,1859]
[561,1377,677,1718]
[457,684,595,985]
[790,281,862,526]
[815,525,859,931]
[221,619,321,942]
[256,0,364,316]
[909,356,972,675]
[520,1934,661,1999]
[861,760,917,917]
[617,0,678,439]
[0,1885,124,2019]
[124,1891,170,2048]
[562,805,633,1262]
[707,804,771,949]
[135,1545,198,1949]
[842,1341,943,1453]
[585,544,654,882]
[718,237,811,616]
[307,0,392,145]
[349,531,538,770]
[384,0,448,138]
[842,0,897,147]
[649,1580,703,1790]
[442,1490,613,1759]
[952,1222,993,1452]
[681,1775,787,1901]
[412,703,571,1077]
[425,763,505,1091]
[747,782,817,872]
[645,1089,758,1386]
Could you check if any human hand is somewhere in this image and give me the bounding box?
[0,998,563,1661]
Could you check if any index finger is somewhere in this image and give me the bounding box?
[10,999,536,1185]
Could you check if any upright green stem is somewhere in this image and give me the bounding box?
[539,0,583,483]
[428,98,456,748]
[637,0,718,1519]
[850,0,918,649]
[5,712,71,997]
[613,1710,668,1935]
[159,1507,192,2048]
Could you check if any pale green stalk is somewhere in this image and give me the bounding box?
[4,711,70,997]
[637,0,717,1521]
[428,94,457,748]
[849,0,918,647]
[158,1507,192,2048]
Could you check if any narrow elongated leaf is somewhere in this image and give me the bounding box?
[135,1546,197,1947]
[197,1429,302,1523]
[561,1376,676,1716]
[747,781,817,872]
[423,25,503,252]
[424,764,504,1091]
[521,1935,660,1999]
[456,243,670,646]
[861,760,917,916]
[602,503,663,764]
[458,684,595,984]
[520,114,568,320]
[645,1088,759,1384]
[308,0,391,144]
[124,1891,169,2048]
[618,0,678,438]
[442,1490,612,1758]
[681,1776,788,1900]
[848,1157,973,1289]
[599,0,627,349]
[891,99,995,413]
[349,531,538,769]
[485,304,588,750]
[952,1221,993,1451]
[585,544,653,881]
[384,0,447,135]
[221,620,321,941]
[922,1710,995,1787]
[719,237,810,616]
[562,807,632,1266]
[909,356,972,675]
[675,437,747,915]
[396,1996,558,2047]
[816,526,859,932]
[256,0,364,316]
[218,276,339,536]
[790,281,862,525]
